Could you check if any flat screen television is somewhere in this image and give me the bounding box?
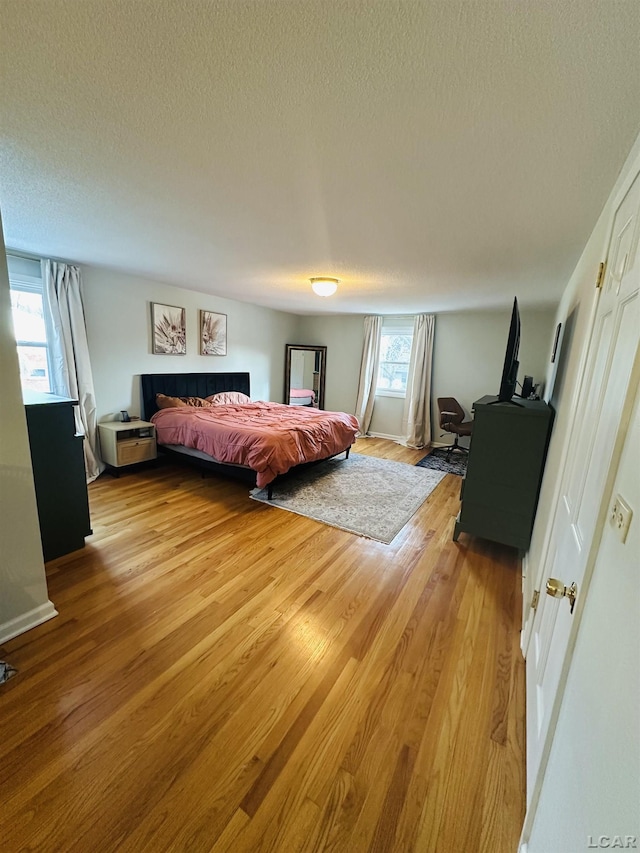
[498,297,521,402]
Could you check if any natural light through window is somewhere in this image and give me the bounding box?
[376,326,413,396]
[10,285,51,393]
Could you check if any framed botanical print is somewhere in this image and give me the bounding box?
[151,302,186,354]
[200,310,227,355]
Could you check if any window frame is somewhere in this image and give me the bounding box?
[9,270,52,394]
[375,320,414,399]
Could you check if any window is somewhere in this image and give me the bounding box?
[376,321,414,396]
[8,261,51,393]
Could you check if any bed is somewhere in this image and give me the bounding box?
[288,388,315,406]
[140,372,358,498]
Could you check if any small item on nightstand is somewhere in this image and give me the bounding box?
[129,415,140,421]
[120,410,131,423]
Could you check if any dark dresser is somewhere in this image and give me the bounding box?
[453,395,553,550]
[24,390,92,561]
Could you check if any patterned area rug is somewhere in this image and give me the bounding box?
[251,453,446,544]
[416,447,468,476]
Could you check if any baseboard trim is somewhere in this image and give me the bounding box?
[366,435,456,449]
[522,550,529,583]
[368,435,456,449]
[0,600,58,645]
[368,432,404,442]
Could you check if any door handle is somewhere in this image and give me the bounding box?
[546,578,578,614]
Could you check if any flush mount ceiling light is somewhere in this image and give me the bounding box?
[310,277,339,297]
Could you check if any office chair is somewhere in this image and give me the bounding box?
[437,397,473,458]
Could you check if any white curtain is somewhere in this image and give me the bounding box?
[354,315,382,435]
[403,313,435,449]
[42,260,103,482]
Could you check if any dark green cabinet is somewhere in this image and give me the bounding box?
[24,391,92,561]
[453,395,553,550]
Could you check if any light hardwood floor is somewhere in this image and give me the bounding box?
[0,439,525,852]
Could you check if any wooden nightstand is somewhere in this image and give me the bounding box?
[98,420,157,472]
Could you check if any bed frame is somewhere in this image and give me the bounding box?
[141,372,251,420]
[139,372,351,498]
[140,371,258,487]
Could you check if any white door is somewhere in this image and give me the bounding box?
[526,369,640,852]
[525,168,640,803]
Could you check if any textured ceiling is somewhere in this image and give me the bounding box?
[1,1,640,315]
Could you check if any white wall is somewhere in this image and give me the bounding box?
[17,261,553,452]
[0,215,55,643]
[432,307,556,444]
[81,266,300,421]
[370,394,404,439]
[295,314,408,436]
[296,315,364,414]
[300,308,555,440]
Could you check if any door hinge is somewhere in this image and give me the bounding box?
[596,261,606,289]
[531,589,540,611]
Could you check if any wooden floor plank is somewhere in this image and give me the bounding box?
[0,438,525,852]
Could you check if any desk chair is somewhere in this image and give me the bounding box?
[437,397,473,458]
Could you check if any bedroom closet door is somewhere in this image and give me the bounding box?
[522,167,640,836]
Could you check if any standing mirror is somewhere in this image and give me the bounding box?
[284,344,327,409]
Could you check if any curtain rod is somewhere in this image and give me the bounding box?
[6,250,42,261]
[6,249,75,264]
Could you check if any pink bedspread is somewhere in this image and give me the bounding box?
[151,401,359,488]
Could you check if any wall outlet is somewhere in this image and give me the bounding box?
[609,494,633,544]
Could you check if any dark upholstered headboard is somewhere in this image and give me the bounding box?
[140,372,251,420]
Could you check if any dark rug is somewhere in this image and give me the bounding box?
[416,447,468,476]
